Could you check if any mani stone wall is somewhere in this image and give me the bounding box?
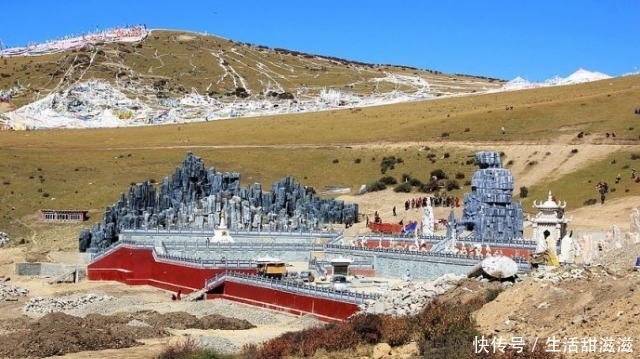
[324,251,476,280]
[456,151,524,241]
[79,151,358,253]
[164,248,315,262]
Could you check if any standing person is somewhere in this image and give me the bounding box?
[392,206,397,216]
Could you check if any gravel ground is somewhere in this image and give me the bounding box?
[194,336,240,354]
[29,293,294,326]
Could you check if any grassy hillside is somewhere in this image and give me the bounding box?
[1,74,639,243]
[0,30,503,109]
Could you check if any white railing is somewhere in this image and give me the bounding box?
[204,271,381,304]
[122,227,341,238]
[324,244,530,265]
[357,234,537,248]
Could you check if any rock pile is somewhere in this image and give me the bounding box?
[359,273,465,316]
[528,265,616,284]
[0,232,9,247]
[23,293,114,314]
[0,281,29,301]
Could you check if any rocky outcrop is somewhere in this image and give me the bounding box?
[79,152,358,252]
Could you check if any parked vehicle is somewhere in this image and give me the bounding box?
[299,271,315,283]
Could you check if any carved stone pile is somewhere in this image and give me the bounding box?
[79,152,358,252]
[358,273,465,316]
[456,151,523,241]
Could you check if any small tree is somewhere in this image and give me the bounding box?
[519,186,529,198]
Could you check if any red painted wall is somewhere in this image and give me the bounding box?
[88,247,255,293]
[89,247,360,321]
[222,281,360,321]
[349,268,376,277]
[368,222,403,234]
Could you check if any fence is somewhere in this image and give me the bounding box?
[324,244,531,265]
[356,234,537,248]
[204,271,381,304]
[122,227,341,238]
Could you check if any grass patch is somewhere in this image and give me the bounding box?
[524,149,640,210]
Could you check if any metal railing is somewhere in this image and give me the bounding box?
[122,227,341,238]
[89,237,532,273]
[160,240,322,251]
[204,271,381,304]
[357,234,537,248]
[324,244,530,265]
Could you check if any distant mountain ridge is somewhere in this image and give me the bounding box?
[0,28,623,130]
[501,68,613,91]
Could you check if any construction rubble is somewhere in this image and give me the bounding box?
[0,280,29,301]
[22,293,114,314]
[359,273,465,316]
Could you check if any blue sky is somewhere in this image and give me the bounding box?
[1,0,638,81]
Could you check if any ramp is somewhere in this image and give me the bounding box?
[202,271,380,321]
[182,288,206,301]
[48,269,79,284]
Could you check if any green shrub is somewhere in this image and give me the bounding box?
[379,176,398,185]
[455,172,465,180]
[367,181,387,192]
[430,169,448,180]
[445,179,460,191]
[409,178,423,187]
[394,182,413,193]
[519,186,529,198]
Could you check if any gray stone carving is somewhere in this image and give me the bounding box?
[79,151,358,252]
[455,151,524,241]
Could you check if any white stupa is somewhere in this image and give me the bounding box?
[209,211,234,243]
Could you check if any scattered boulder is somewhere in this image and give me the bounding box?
[0,282,28,301]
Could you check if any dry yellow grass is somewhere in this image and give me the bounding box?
[1,75,639,244]
[1,34,640,246]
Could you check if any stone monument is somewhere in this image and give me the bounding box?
[456,151,523,241]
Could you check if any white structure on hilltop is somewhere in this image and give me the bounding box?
[530,191,572,254]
